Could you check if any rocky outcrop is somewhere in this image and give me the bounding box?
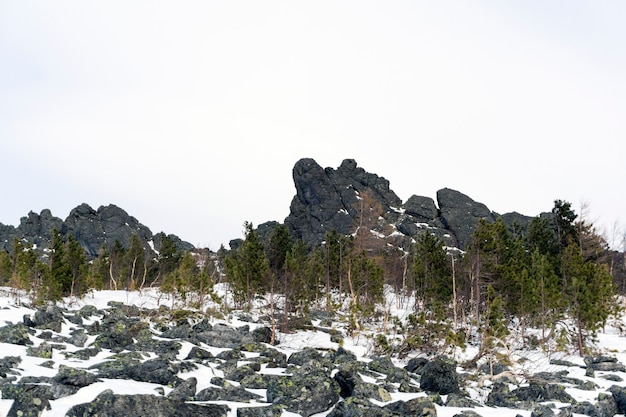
[436,188,496,249]
[284,158,535,250]
[285,158,402,247]
[0,203,193,257]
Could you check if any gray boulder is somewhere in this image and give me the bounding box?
[266,369,341,417]
[328,396,396,417]
[2,383,53,417]
[195,382,263,403]
[608,385,626,414]
[30,304,66,333]
[0,323,33,345]
[51,365,100,399]
[167,377,197,401]
[437,188,495,249]
[420,356,460,395]
[0,355,21,378]
[384,396,438,417]
[65,389,229,417]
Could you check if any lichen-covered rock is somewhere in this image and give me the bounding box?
[64,346,101,360]
[195,382,263,403]
[239,373,282,389]
[485,382,517,408]
[68,328,88,347]
[0,323,33,345]
[585,355,626,373]
[609,385,626,414]
[223,364,258,382]
[167,377,197,401]
[0,355,22,377]
[266,369,340,417]
[30,304,66,332]
[446,392,479,408]
[251,326,273,344]
[288,346,330,369]
[26,342,53,358]
[51,365,100,398]
[91,319,135,351]
[65,389,229,417]
[125,358,183,386]
[512,381,574,404]
[419,356,459,395]
[368,355,408,383]
[530,404,555,417]
[384,396,438,417]
[185,346,214,361]
[237,405,283,417]
[2,383,53,417]
[327,396,396,417]
[406,357,428,374]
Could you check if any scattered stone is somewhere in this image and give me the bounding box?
[266,369,340,417]
[65,389,229,417]
[195,382,263,403]
[405,357,428,374]
[185,346,214,361]
[420,356,460,395]
[453,411,483,417]
[0,323,33,345]
[51,365,99,398]
[167,377,197,401]
[237,405,283,417]
[2,383,53,417]
[30,305,66,332]
[549,359,579,367]
[26,342,53,358]
[328,396,395,417]
[446,392,479,408]
[0,355,22,377]
[384,396,438,417]
[531,404,555,417]
[608,385,626,414]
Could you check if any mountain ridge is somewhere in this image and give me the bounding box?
[3,158,541,256]
[0,203,193,258]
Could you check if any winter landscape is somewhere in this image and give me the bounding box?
[2,282,626,417]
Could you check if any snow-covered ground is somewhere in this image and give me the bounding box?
[0,285,624,417]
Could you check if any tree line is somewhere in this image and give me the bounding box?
[220,198,623,357]
[0,229,218,307]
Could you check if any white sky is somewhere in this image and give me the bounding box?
[1,1,625,250]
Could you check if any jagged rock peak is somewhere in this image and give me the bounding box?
[284,158,535,250]
[285,158,403,247]
[62,203,157,257]
[0,203,193,257]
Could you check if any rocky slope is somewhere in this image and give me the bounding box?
[1,288,626,417]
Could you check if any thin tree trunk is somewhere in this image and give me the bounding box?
[452,255,458,333]
[109,261,118,291]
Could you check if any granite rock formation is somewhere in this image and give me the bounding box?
[0,204,193,258]
[284,158,536,250]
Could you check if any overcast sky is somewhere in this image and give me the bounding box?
[1,1,625,250]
